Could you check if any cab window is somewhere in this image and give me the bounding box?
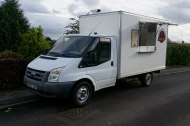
[95,38,111,64]
[80,37,111,67]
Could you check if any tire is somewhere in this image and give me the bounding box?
[71,81,92,107]
[139,73,153,87]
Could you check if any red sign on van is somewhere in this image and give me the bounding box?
[158,30,166,43]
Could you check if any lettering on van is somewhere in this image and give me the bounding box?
[158,29,166,43]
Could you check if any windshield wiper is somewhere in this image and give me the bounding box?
[62,53,81,58]
[48,52,81,58]
[47,52,62,56]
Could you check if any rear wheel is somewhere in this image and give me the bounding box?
[139,73,153,87]
[71,81,92,107]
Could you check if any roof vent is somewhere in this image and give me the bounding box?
[87,9,101,15]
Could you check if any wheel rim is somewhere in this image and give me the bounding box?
[145,74,152,85]
[76,86,89,103]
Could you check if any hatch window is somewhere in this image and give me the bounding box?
[139,22,157,46]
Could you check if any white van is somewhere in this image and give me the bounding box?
[24,11,169,106]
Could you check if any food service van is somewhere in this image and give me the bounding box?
[24,11,169,106]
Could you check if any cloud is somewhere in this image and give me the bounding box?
[176,1,190,8]
[25,13,68,39]
[82,0,100,7]
[169,23,190,42]
[20,0,49,14]
[158,1,190,24]
[68,3,87,16]
[52,9,61,14]
[67,0,101,16]
[68,3,78,15]
[6,0,188,42]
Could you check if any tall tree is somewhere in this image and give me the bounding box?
[64,17,79,35]
[0,0,29,52]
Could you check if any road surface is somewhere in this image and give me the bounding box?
[0,72,190,126]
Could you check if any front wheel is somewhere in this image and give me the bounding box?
[139,73,153,87]
[71,81,92,107]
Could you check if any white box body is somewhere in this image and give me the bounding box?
[79,11,168,79]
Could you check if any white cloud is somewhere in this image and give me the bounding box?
[20,0,49,14]
[8,0,189,42]
[82,0,100,7]
[158,1,190,24]
[169,24,190,43]
[25,13,68,39]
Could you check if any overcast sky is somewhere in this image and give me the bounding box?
[1,0,190,42]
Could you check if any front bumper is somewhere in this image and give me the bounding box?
[24,76,75,98]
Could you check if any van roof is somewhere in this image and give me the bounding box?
[79,11,168,23]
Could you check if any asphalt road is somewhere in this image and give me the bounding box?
[0,72,190,126]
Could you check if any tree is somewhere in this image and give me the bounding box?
[64,17,79,35]
[0,0,29,52]
[17,26,50,59]
[45,36,54,46]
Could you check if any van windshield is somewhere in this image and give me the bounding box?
[47,36,98,58]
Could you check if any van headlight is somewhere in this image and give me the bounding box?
[48,67,63,82]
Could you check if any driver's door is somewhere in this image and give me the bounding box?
[85,37,115,90]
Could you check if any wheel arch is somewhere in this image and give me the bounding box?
[71,76,96,96]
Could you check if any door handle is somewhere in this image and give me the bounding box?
[111,61,114,66]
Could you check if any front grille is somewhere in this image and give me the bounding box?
[26,68,45,82]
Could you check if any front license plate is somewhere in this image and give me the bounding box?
[27,82,38,90]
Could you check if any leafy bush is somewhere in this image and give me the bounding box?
[0,50,24,59]
[0,59,28,91]
[167,43,190,66]
[0,51,28,91]
[17,26,50,60]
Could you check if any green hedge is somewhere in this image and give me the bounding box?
[0,51,29,91]
[167,43,190,66]
[0,50,24,59]
[0,59,29,91]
